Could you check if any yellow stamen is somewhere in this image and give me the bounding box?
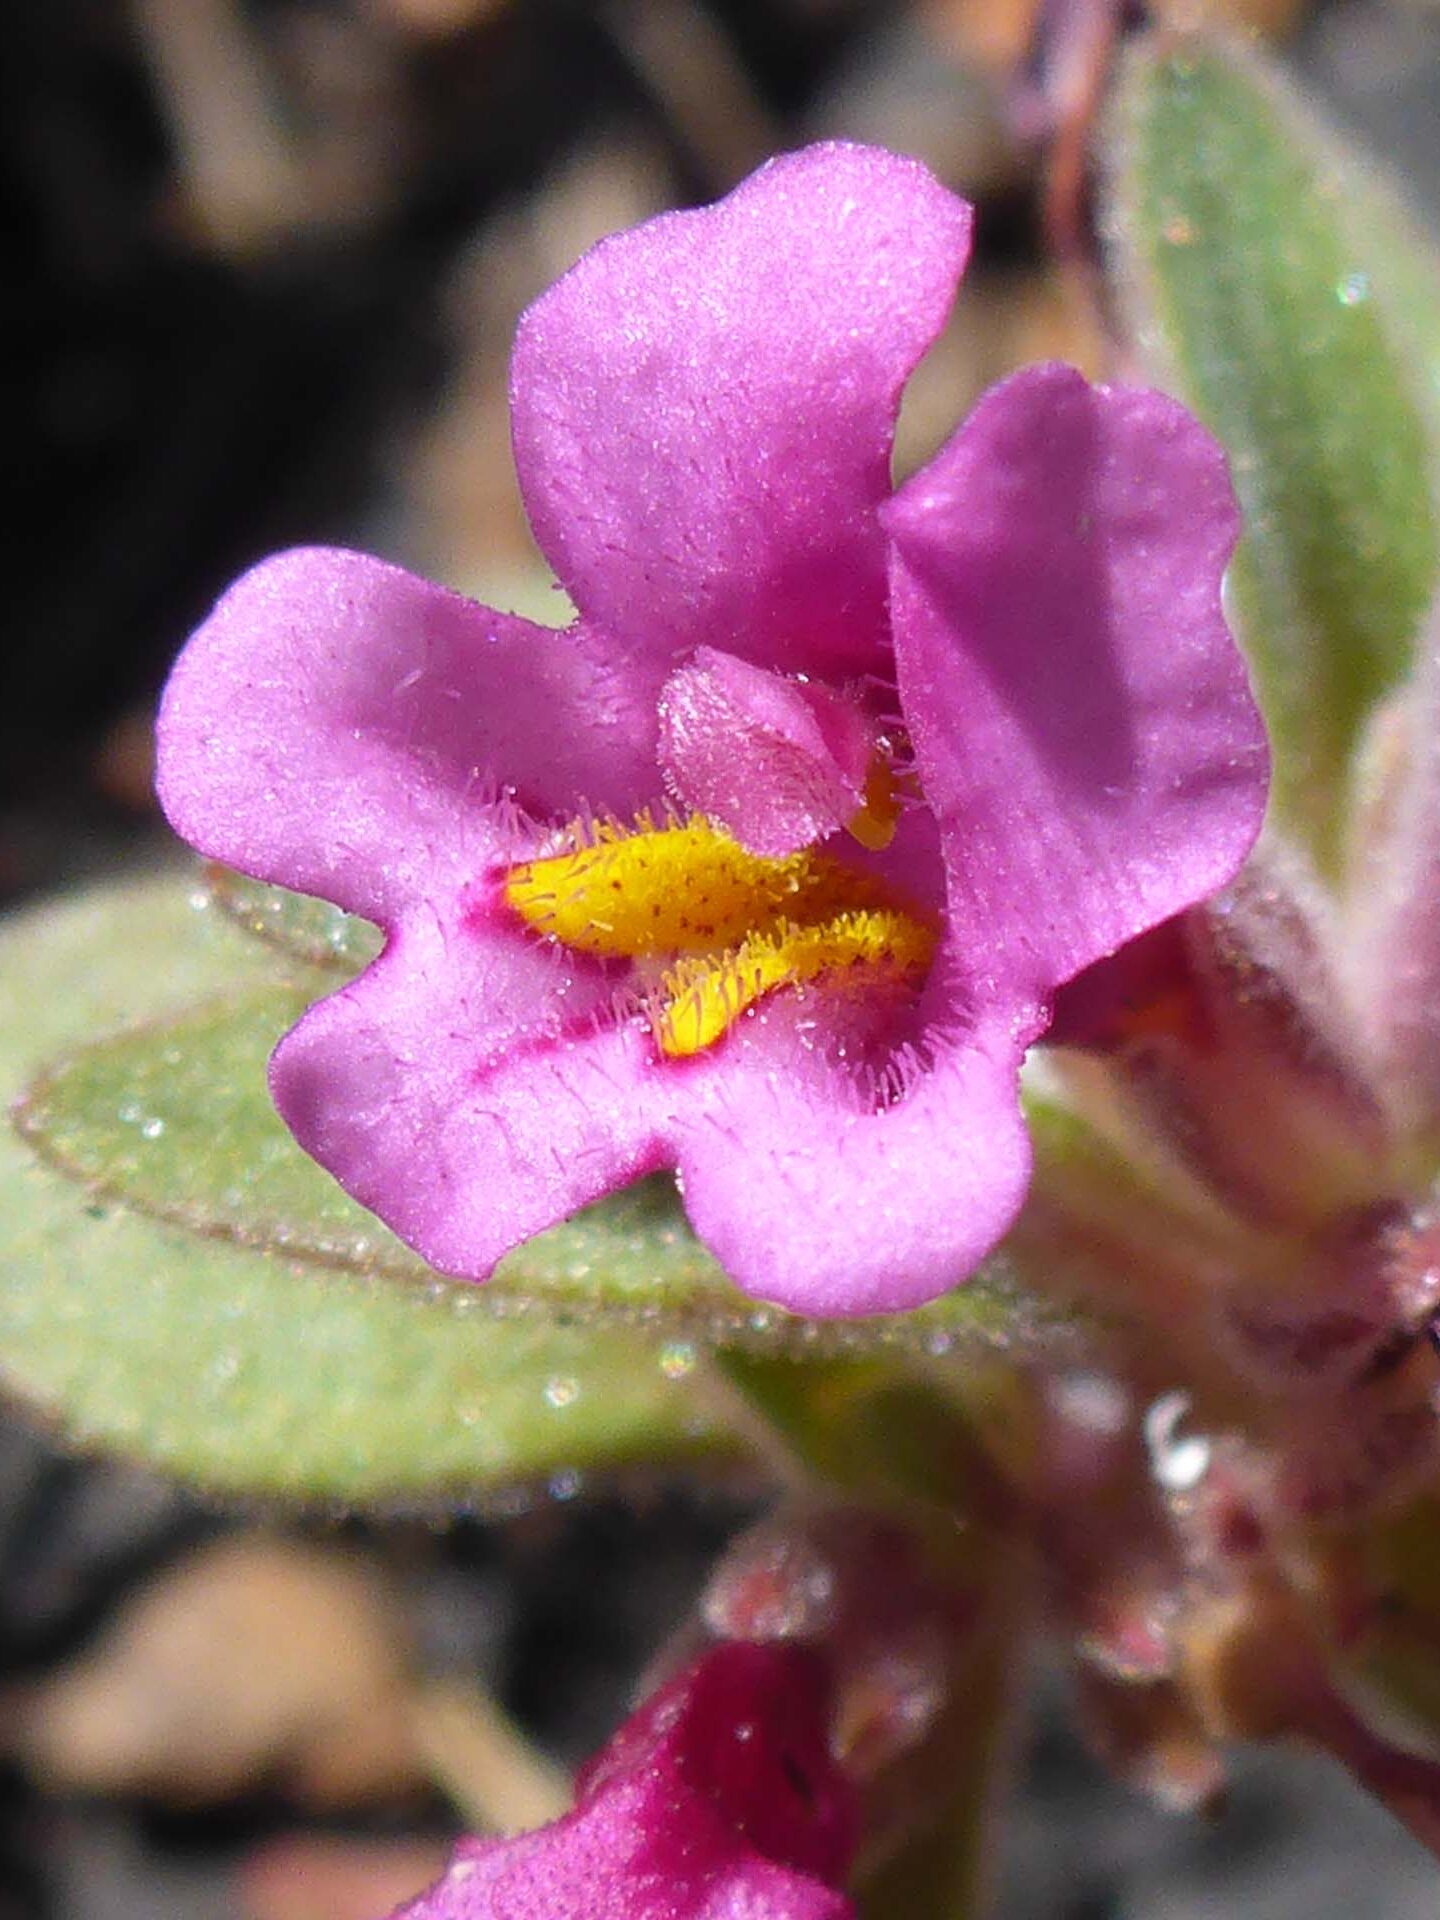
[503,810,936,1055]
[846,754,903,852]
[656,909,936,1057]
[505,812,885,956]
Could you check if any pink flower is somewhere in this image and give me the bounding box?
[392,1642,857,1920]
[157,142,1267,1316]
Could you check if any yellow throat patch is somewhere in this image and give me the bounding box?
[503,812,936,1058]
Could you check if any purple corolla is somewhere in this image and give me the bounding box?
[157,142,1266,1315]
[393,1641,857,1920]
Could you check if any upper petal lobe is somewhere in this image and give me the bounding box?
[511,143,972,681]
[884,364,1268,1000]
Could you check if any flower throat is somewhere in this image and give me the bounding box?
[503,812,936,1058]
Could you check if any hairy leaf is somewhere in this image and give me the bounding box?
[205,867,382,976]
[14,882,1039,1352]
[0,877,744,1505]
[1104,33,1440,865]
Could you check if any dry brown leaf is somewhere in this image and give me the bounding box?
[408,1679,569,1833]
[93,708,159,814]
[8,1535,425,1808]
[923,0,1049,74]
[368,0,507,39]
[239,1834,450,1920]
[1147,0,1309,41]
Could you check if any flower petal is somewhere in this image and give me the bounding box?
[156,547,663,922]
[511,143,972,680]
[397,1807,852,1920]
[582,1641,858,1886]
[658,648,873,856]
[273,888,1028,1315]
[269,908,665,1276]
[672,978,1035,1316]
[883,365,1268,1001]
[396,1643,856,1920]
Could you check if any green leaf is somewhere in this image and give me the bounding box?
[13,878,1040,1354]
[16,984,737,1317]
[1103,33,1440,866]
[205,866,382,976]
[0,876,744,1506]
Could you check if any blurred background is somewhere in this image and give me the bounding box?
[6,0,1440,1914]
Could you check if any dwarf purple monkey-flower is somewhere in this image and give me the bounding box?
[156,142,1267,1318]
[394,1641,859,1920]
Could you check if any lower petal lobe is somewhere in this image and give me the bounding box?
[671,979,1035,1316]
